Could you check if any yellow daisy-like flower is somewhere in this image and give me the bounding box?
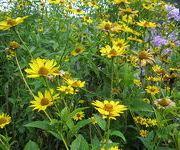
[57,85,75,94]
[133,79,142,86]
[0,16,28,30]
[145,86,160,95]
[100,45,125,58]
[97,20,113,31]
[71,9,85,15]
[83,16,93,23]
[112,38,129,49]
[87,1,99,9]
[139,130,148,137]
[48,0,60,4]
[89,116,97,124]
[152,65,165,75]
[29,89,59,111]
[92,100,127,120]
[119,8,139,15]
[154,98,176,109]
[66,79,85,88]
[113,0,130,5]
[0,113,11,128]
[137,20,156,28]
[9,41,20,49]
[101,146,122,150]
[146,77,161,82]
[73,111,85,121]
[71,46,84,56]
[25,58,59,78]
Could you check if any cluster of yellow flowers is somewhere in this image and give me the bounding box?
[133,116,157,127]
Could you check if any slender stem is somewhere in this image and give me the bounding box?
[110,58,114,99]
[0,137,9,150]
[14,28,33,58]
[44,110,52,121]
[58,131,69,150]
[105,118,111,148]
[15,56,34,97]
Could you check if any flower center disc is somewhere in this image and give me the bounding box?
[38,67,49,75]
[158,99,170,107]
[41,98,50,106]
[104,104,113,112]
[0,118,7,125]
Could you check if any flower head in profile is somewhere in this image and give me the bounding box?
[9,41,20,49]
[57,85,76,94]
[101,146,122,150]
[71,46,84,56]
[154,98,176,109]
[83,16,93,23]
[73,111,85,121]
[100,45,125,58]
[66,79,85,88]
[30,89,59,111]
[48,0,60,4]
[0,16,28,30]
[137,20,156,28]
[145,86,160,95]
[92,100,127,120]
[0,113,11,128]
[25,58,59,78]
[97,20,113,31]
[113,0,130,5]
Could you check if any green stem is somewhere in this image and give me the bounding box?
[15,56,34,97]
[58,131,69,150]
[110,57,114,99]
[14,28,33,58]
[105,118,111,148]
[44,110,52,121]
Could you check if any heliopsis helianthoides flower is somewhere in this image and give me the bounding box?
[73,111,85,121]
[145,86,160,95]
[137,20,156,28]
[152,65,165,75]
[119,8,139,15]
[112,39,129,49]
[139,130,148,137]
[48,0,60,4]
[66,79,85,88]
[30,89,59,111]
[133,116,157,127]
[133,50,155,67]
[9,41,20,49]
[113,0,130,5]
[101,146,122,150]
[142,98,150,104]
[92,100,127,120]
[83,16,93,23]
[154,98,176,109]
[0,113,11,128]
[71,46,84,56]
[25,58,59,78]
[122,15,134,24]
[100,45,125,58]
[71,9,85,15]
[87,1,99,9]
[57,85,76,94]
[89,116,97,124]
[146,76,161,82]
[143,3,155,10]
[133,79,142,86]
[0,16,28,30]
[97,20,113,31]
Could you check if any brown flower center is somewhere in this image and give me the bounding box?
[41,98,50,106]
[138,51,149,60]
[0,118,7,125]
[38,67,49,75]
[104,23,111,30]
[75,48,82,53]
[7,19,16,26]
[158,99,170,107]
[104,104,113,112]
[109,49,117,55]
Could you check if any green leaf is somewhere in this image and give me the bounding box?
[24,140,40,150]
[70,134,89,150]
[94,114,106,131]
[24,121,51,130]
[92,135,100,150]
[110,130,126,143]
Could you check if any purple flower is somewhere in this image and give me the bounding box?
[165,5,180,20]
[161,48,171,55]
[152,35,169,47]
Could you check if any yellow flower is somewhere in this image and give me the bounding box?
[152,65,165,75]
[100,45,125,58]
[154,98,176,109]
[66,79,85,88]
[146,77,161,82]
[73,111,85,121]
[0,16,28,30]
[0,113,11,128]
[119,8,138,15]
[142,98,150,104]
[9,41,20,49]
[145,86,160,95]
[29,89,59,111]
[127,37,142,42]
[137,20,156,28]
[71,9,85,15]
[89,116,97,124]
[139,130,148,137]
[97,20,113,31]
[87,1,99,9]
[101,146,122,150]
[78,100,85,104]
[122,15,134,24]
[113,0,130,5]
[71,46,84,56]
[134,116,157,127]
[83,16,93,23]
[170,68,180,72]
[133,79,142,86]
[134,50,155,67]
[25,58,59,78]
[48,0,60,4]
[57,85,75,94]
[92,100,127,120]
[111,88,121,95]
[112,39,129,49]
